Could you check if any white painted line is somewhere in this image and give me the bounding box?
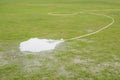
[66,12,114,41]
[48,9,119,41]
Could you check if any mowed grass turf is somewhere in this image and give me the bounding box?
[0,0,120,80]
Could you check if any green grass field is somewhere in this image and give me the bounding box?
[0,0,120,80]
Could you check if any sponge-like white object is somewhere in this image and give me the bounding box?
[19,38,64,52]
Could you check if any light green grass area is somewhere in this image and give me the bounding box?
[0,0,120,80]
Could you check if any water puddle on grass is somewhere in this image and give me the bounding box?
[19,38,64,53]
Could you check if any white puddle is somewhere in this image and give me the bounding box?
[19,38,64,53]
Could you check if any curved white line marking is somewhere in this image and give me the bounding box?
[48,10,116,41]
[66,12,114,41]
[82,9,120,12]
[48,12,78,16]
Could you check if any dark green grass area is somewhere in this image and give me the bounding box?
[0,0,120,80]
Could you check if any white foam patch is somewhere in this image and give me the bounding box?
[19,38,64,52]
